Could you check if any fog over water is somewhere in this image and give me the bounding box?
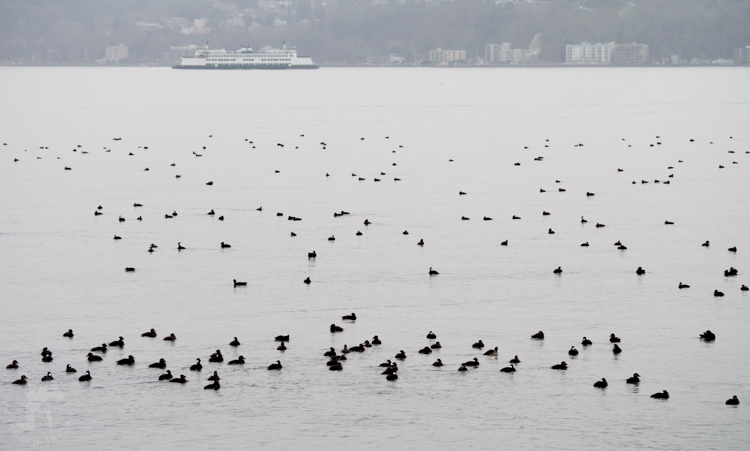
[1,67,749,450]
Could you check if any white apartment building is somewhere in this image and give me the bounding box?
[101,44,128,63]
[486,43,539,64]
[428,48,466,64]
[566,42,615,64]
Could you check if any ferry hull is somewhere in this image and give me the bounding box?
[172,64,319,70]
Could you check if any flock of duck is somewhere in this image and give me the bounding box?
[3,321,740,405]
[3,133,746,408]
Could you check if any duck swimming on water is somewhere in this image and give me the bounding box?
[230,337,240,347]
[142,329,157,338]
[679,282,690,289]
[190,359,203,371]
[159,370,173,381]
[568,346,579,356]
[651,390,669,399]
[7,360,19,369]
[433,359,444,367]
[500,364,516,373]
[531,331,545,339]
[78,371,92,382]
[626,373,640,384]
[429,267,439,275]
[582,337,592,346]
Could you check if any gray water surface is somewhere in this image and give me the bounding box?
[0,67,748,450]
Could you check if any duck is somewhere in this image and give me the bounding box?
[12,375,27,385]
[419,347,432,354]
[42,353,53,362]
[159,370,173,381]
[78,371,92,382]
[500,364,516,373]
[742,285,749,291]
[458,364,468,372]
[568,346,579,356]
[651,390,669,399]
[463,358,480,367]
[94,211,102,216]
[218,216,224,221]
[386,373,398,381]
[229,337,241,347]
[109,336,124,348]
[177,242,185,250]
[618,245,627,250]
[86,353,102,362]
[665,220,674,225]
[472,340,485,349]
[417,239,424,246]
[233,279,247,287]
[430,342,442,349]
[66,364,76,373]
[395,350,407,360]
[726,396,740,406]
[553,267,562,274]
[209,351,223,363]
[462,216,470,221]
[328,235,336,241]
[163,333,176,342]
[551,362,567,370]
[355,231,362,236]
[531,331,545,339]
[141,328,157,337]
[636,267,646,275]
[596,223,605,228]
[501,240,508,246]
[426,331,437,339]
[581,242,589,247]
[593,378,608,388]
[207,371,221,381]
[679,282,690,289]
[626,373,640,384]
[543,211,550,216]
[512,215,521,220]
[702,241,710,247]
[41,347,52,357]
[613,344,622,355]
[41,372,54,382]
[228,356,245,365]
[484,347,499,356]
[275,335,290,342]
[190,359,203,371]
[728,247,737,252]
[700,330,716,341]
[582,337,592,346]
[429,267,439,275]
[378,360,393,368]
[587,192,595,197]
[382,364,398,375]
[330,324,344,333]
[714,290,725,297]
[342,313,356,321]
[403,230,409,235]
[548,228,555,234]
[432,359,444,367]
[124,267,135,272]
[609,333,621,343]
[6,360,19,369]
[308,250,316,258]
[364,219,371,225]
[372,336,382,345]
[204,381,221,390]
[724,267,738,277]
[170,375,188,384]
[509,355,521,364]
[113,235,122,240]
[119,216,125,222]
[581,216,588,223]
[329,363,343,371]
[268,360,282,370]
[540,189,546,193]
[149,359,167,369]
[221,242,231,248]
[117,355,135,366]
[277,342,287,351]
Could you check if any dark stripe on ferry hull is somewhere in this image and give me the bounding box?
[173,64,319,70]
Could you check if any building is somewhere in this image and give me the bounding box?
[99,45,128,63]
[734,46,750,64]
[428,49,466,64]
[485,35,542,64]
[135,22,163,31]
[165,45,198,66]
[614,43,649,65]
[366,54,404,65]
[566,42,615,64]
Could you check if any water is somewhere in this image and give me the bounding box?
[0,67,748,450]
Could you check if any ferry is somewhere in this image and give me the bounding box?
[173,42,318,70]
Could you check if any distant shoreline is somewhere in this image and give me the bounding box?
[0,63,746,68]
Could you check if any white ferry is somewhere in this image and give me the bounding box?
[173,42,318,70]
